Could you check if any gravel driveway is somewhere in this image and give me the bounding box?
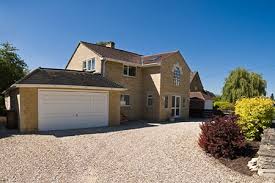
[0,121,271,183]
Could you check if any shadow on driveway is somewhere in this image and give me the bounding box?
[0,121,157,139]
[0,120,203,139]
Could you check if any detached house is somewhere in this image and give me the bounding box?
[4,41,191,132]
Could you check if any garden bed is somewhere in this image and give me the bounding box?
[219,141,260,176]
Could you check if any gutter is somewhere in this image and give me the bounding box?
[4,84,127,93]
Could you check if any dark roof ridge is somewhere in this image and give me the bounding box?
[38,67,99,74]
[80,41,142,57]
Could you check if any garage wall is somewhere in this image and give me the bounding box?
[17,87,121,132]
[204,100,213,110]
[19,87,38,132]
[109,91,121,126]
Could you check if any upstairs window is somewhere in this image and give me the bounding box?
[173,67,181,86]
[83,58,96,71]
[120,94,130,106]
[123,65,136,77]
[147,94,153,106]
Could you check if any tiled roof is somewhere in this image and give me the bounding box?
[141,51,178,64]
[190,91,215,100]
[81,41,178,65]
[16,68,124,89]
[81,41,142,64]
[190,72,197,82]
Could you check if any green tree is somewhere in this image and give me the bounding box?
[271,93,274,101]
[0,42,28,113]
[96,41,115,47]
[222,68,266,103]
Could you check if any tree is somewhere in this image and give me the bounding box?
[0,42,28,114]
[222,68,266,103]
[96,41,115,47]
[271,93,274,101]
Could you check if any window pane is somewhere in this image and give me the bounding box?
[92,58,95,70]
[164,96,168,108]
[173,67,181,86]
[148,98,152,106]
[87,60,91,70]
[176,97,180,107]
[83,61,86,70]
[172,109,175,116]
[172,96,175,107]
[123,65,128,75]
[125,95,130,105]
[176,109,180,116]
[129,66,136,76]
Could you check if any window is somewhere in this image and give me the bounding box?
[82,61,87,70]
[164,96,168,108]
[173,67,181,86]
[87,60,91,70]
[120,95,130,106]
[123,65,136,77]
[147,94,153,106]
[83,58,96,71]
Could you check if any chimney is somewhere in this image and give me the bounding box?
[105,41,115,49]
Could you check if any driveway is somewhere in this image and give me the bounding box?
[0,121,268,183]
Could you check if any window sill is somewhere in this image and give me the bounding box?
[123,74,136,78]
[121,105,131,108]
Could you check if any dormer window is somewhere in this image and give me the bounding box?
[83,58,96,71]
[173,66,181,86]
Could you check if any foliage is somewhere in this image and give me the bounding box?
[222,68,266,103]
[0,42,28,113]
[213,95,222,102]
[96,41,114,46]
[271,93,274,101]
[198,115,246,159]
[235,97,274,140]
[213,101,235,111]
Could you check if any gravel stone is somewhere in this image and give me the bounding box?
[0,121,271,183]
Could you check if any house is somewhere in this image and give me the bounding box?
[189,72,215,117]
[3,41,191,132]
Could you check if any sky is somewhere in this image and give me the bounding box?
[1,0,275,95]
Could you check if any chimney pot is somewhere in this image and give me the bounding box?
[105,41,115,48]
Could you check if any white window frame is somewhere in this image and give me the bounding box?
[123,65,137,77]
[147,94,153,107]
[83,58,96,71]
[120,94,130,106]
[173,67,181,86]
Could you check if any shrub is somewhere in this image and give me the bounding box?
[213,101,235,111]
[235,97,274,141]
[198,115,246,159]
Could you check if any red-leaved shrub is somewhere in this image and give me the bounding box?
[198,115,246,159]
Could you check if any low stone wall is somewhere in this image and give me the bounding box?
[258,128,275,177]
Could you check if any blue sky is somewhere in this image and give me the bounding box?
[1,0,275,95]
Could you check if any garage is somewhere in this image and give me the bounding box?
[3,68,125,132]
[38,90,108,131]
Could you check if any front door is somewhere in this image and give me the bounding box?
[172,96,181,118]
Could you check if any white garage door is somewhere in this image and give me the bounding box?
[38,90,109,131]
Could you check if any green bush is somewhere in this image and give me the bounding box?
[213,101,235,111]
[235,97,274,140]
